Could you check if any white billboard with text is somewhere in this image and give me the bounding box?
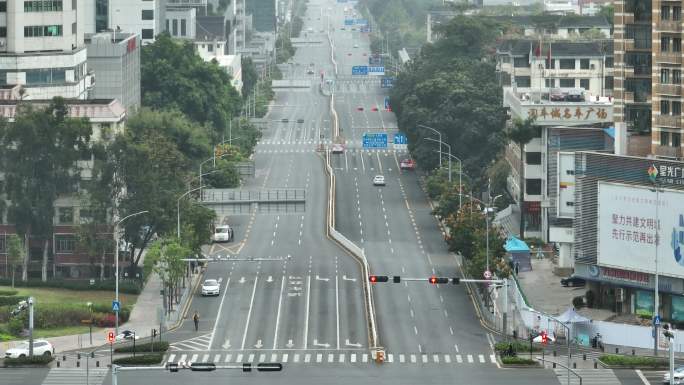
[598,182,684,278]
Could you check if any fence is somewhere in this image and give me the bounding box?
[201,189,306,203]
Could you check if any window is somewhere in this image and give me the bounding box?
[662,100,670,115]
[579,78,589,90]
[79,208,92,224]
[24,1,63,12]
[675,38,682,52]
[605,76,614,90]
[566,201,575,207]
[545,58,555,69]
[663,5,671,20]
[662,68,671,84]
[26,67,67,84]
[606,57,614,68]
[674,70,682,84]
[662,37,671,52]
[525,152,542,165]
[559,59,575,69]
[55,235,76,254]
[526,179,542,195]
[513,57,528,68]
[514,76,530,87]
[675,7,682,21]
[165,19,169,32]
[0,2,6,12]
[673,101,682,115]
[141,28,153,39]
[172,19,178,36]
[0,235,5,254]
[566,169,575,175]
[24,25,63,37]
[58,207,74,224]
[545,78,556,88]
[181,19,186,36]
[673,133,682,147]
[559,78,575,87]
[0,27,5,38]
[208,44,214,52]
[580,59,590,69]
[142,9,154,20]
[72,22,76,34]
[661,131,671,145]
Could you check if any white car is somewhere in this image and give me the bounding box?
[331,143,345,154]
[664,366,684,384]
[201,279,220,296]
[115,330,140,341]
[212,225,233,243]
[5,339,54,358]
[353,44,359,48]
[373,175,386,186]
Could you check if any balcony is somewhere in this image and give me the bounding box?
[658,20,683,33]
[658,52,683,65]
[653,145,683,158]
[655,83,683,96]
[655,115,682,128]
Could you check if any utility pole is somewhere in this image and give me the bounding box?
[28,297,34,357]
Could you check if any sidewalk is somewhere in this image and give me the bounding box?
[0,269,203,359]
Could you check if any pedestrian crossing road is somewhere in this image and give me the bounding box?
[41,368,108,385]
[164,351,498,366]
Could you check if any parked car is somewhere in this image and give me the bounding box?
[281,118,289,123]
[400,159,416,170]
[297,118,305,123]
[201,279,221,296]
[549,88,564,102]
[373,175,386,186]
[566,89,585,102]
[5,340,54,358]
[115,330,139,341]
[560,275,586,287]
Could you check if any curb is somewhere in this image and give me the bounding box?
[167,271,205,332]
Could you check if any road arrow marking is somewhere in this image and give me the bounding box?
[345,339,362,348]
[286,339,294,348]
[255,339,263,349]
[287,292,302,297]
[315,275,329,282]
[222,339,231,349]
[313,339,330,348]
[267,276,273,283]
[289,276,302,280]
[239,277,246,284]
[342,275,356,282]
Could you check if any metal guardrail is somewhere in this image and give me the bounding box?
[201,189,306,203]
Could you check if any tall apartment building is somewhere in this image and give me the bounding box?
[84,0,166,44]
[614,0,684,159]
[0,1,92,99]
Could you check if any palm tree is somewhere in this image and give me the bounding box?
[508,117,537,239]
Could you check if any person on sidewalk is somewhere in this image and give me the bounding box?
[193,311,200,332]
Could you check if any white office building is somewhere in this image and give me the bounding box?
[0,1,92,99]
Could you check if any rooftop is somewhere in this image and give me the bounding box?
[497,39,613,58]
[504,87,613,126]
[0,99,126,122]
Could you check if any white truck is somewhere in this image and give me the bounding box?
[212,218,234,243]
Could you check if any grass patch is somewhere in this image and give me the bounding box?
[3,354,54,367]
[32,326,99,339]
[501,356,538,365]
[115,342,169,353]
[0,286,138,306]
[599,354,667,368]
[495,341,542,353]
[113,353,164,366]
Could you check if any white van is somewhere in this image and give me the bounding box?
[212,225,234,243]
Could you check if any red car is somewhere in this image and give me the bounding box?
[400,159,416,170]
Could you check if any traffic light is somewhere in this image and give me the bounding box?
[452,278,460,284]
[393,276,401,283]
[257,363,283,372]
[429,276,449,284]
[243,363,252,372]
[190,363,216,372]
[168,362,179,372]
[107,331,115,344]
[369,275,388,283]
[540,331,548,345]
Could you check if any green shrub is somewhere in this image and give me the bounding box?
[494,341,541,353]
[0,279,141,294]
[0,289,19,296]
[572,296,584,309]
[0,296,26,306]
[115,341,169,353]
[0,303,131,331]
[7,318,23,335]
[599,354,667,368]
[112,353,164,366]
[501,356,537,365]
[3,354,54,366]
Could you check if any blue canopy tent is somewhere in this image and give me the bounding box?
[505,236,532,273]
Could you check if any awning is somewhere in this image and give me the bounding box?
[557,307,591,324]
[504,236,530,252]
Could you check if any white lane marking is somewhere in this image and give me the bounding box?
[454,344,459,353]
[236,354,243,362]
[190,354,198,363]
[305,354,311,363]
[467,354,474,363]
[387,354,393,363]
[208,277,230,349]
[362,354,368,363]
[478,354,485,363]
[339,354,345,363]
[422,354,428,363]
[433,354,439,363]
[225,354,232,363]
[351,353,357,363]
[304,275,311,349]
[449,327,454,335]
[336,275,340,349]
[271,353,277,362]
[636,370,650,385]
[168,354,176,362]
[272,276,286,349]
[445,354,451,363]
[282,353,289,363]
[213,354,220,363]
[456,354,463,363]
[240,275,259,350]
[410,309,414,318]
[399,354,405,363]
[490,354,497,363]
[410,354,416,363]
[259,354,265,363]
[414,326,418,335]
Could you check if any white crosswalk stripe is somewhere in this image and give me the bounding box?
[42,368,109,385]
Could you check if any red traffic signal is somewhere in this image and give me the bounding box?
[540,331,548,345]
[107,331,115,343]
[369,275,388,283]
[429,276,449,284]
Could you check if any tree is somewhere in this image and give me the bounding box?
[141,34,242,136]
[507,117,537,239]
[6,234,25,287]
[76,223,112,281]
[241,57,259,99]
[148,239,189,313]
[180,204,216,256]
[0,98,92,281]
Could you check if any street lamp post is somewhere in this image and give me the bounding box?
[114,210,148,336]
[418,124,442,168]
[428,143,463,209]
[652,182,662,356]
[525,306,571,385]
[177,186,206,239]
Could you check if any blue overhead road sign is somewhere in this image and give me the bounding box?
[363,133,388,148]
[344,19,354,25]
[381,77,395,88]
[384,96,390,110]
[352,65,368,75]
[393,133,407,145]
[368,66,385,76]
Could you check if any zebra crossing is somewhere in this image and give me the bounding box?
[164,351,498,366]
[255,148,408,154]
[257,138,400,146]
[169,332,212,351]
[553,368,621,385]
[41,368,109,385]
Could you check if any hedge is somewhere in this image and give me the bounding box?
[112,353,164,366]
[0,279,141,294]
[3,354,54,367]
[0,289,18,296]
[599,354,667,368]
[0,302,131,330]
[494,341,542,353]
[0,296,26,307]
[501,356,538,365]
[115,341,169,353]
